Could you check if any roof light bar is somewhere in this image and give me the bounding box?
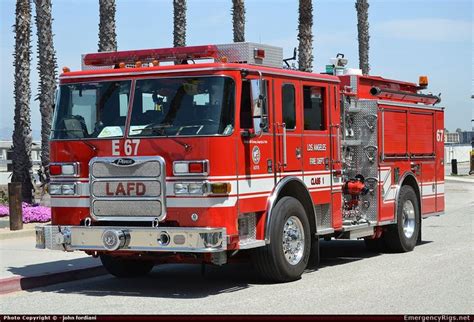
[83,45,219,67]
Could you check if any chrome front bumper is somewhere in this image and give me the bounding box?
[36,225,226,253]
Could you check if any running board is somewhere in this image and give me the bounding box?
[340,223,375,239]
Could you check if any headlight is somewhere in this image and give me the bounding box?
[174,182,208,195]
[49,183,62,195]
[174,183,189,195]
[188,182,207,194]
[61,184,76,195]
[49,183,76,195]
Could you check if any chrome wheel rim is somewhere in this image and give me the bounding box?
[282,216,305,265]
[402,200,416,238]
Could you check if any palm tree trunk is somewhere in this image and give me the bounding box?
[12,0,34,203]
[232,0,245,42]
[34,0,57,184]
[298,0,313,72]
[173,0,187,47]
[98,0,117,52]
[355,0,370,75]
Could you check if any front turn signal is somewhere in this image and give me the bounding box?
[210,182,232,195]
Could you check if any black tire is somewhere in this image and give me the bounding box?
[100,254,154,278]
[252,196,311,282]
[307,235,320,268]
[384,185,420,252]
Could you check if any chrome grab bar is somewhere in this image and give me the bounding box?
[282,122,287,167]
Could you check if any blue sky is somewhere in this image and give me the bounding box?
[0,0,472,139]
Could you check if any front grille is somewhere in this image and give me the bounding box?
[91,180,161,197]
[91,160,161,178]
[92,200,162,217]
[89,156,166,221]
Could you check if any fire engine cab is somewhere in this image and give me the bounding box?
[36,43,445,282]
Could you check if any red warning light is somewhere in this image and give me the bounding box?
[83,45,219,67]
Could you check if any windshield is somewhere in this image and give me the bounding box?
[52,81,131,139]
[129,77,235,137]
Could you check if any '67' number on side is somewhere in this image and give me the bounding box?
[436,129,444,142]
[112,139,140,156]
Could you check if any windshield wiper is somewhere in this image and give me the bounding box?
[131,124,173,135]
[131,124,192,151]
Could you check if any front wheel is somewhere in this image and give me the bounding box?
[384,185,420,252]
[252,196,311,282]
[100,254,154,278]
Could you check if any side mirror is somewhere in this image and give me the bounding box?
[53,88,59,111]
[250,78,268,135]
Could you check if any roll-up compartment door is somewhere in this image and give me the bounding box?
[407,112,435,156]
[382,109,407,156]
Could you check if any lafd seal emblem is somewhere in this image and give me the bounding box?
[252,146,261,165]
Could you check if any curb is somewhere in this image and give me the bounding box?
[0,228,36,240]
[0,266,107,295]
[445,176,474,183]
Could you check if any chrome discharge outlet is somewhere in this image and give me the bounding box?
[158,231,170,246]
[101,229,130,251]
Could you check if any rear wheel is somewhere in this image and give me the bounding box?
[100,254,154,278]
[252,196,311,282]
[384,185,420,252]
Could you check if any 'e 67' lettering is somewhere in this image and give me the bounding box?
[112,139,141,156]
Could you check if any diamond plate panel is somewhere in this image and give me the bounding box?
[350,75,358,94]
[315,204,332,229]
[238,213,257,241]
[216,43,283,68]
[342,99,378,222]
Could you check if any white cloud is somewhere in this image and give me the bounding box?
[373,18,472,42]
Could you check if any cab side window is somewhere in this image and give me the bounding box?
[240,80,253,129]
[282,84,296,129]
[303,86,325,130]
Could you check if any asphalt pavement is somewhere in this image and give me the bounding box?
[0,179,472,315]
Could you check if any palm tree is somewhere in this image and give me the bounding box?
[173,0,187,47]
[34,0,57,183]
[298,0,313,72]
[355,0,370,75]
[232,0,245,42]
[12,0,34,203]
[98,0,117,52]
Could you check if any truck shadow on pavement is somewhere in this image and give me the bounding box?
[16,239,431,299]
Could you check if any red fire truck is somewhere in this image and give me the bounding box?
[36,43,445,282]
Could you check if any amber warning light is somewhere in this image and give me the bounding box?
[418,76,428,88]
[83,45,219,67]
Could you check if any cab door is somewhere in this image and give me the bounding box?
[300,83,338,227]
[274,79,303,178]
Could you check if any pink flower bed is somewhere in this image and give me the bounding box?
[0,204,8,217]
[0,203,51,223]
